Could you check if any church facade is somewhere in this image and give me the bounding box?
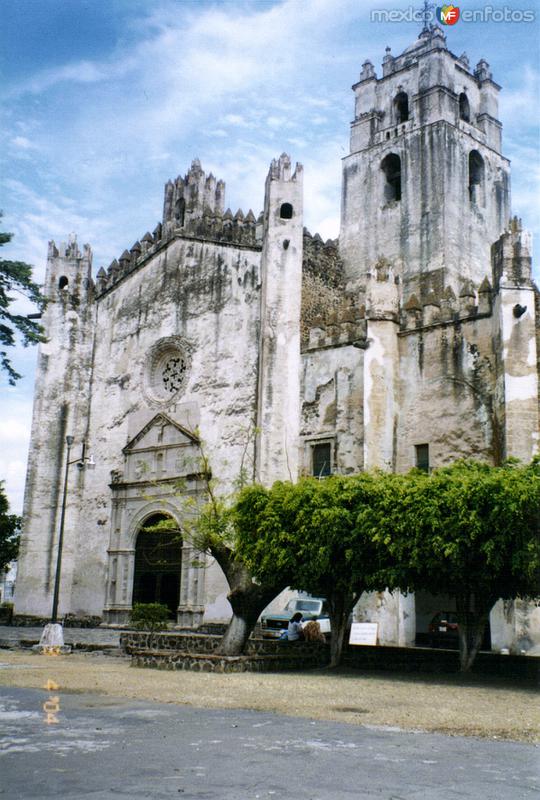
[15,27,540,651]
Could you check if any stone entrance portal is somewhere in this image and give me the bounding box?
[132,514,182,618]
[103,413,209,626]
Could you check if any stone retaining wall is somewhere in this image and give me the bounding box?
[120,631,328,662]
[130,648,324,673]
[122,632,539,682]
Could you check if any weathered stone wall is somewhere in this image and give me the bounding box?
[301,231,345,346]
[301,343,364,475]
[87,235,262,621]
[17,226,263,622]
[396,309,497,471]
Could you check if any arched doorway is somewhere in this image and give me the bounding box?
[132,513,182,619]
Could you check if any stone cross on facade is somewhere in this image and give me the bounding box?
[421,0,435,33]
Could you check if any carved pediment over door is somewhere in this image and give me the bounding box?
[121,413,201,484]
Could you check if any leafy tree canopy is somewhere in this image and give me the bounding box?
[362,460,540,601]
[234,462,540,670]
[234,474,404,666]
[0,482,20,573]
[0,214,46,384]
[360,459,540,669]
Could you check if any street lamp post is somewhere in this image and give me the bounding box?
[51,434,74,623]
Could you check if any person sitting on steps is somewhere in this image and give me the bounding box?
[287,612,304,642]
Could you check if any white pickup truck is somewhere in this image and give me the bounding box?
[260,597,331,639]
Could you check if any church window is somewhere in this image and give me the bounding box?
[468,150,484,204]
[394,92,409,123]
[280,202,293,219]
[381,153,402,202]
[312,442,331,478]
[144,336,192,405]
[415,444,429,472]
[459,93,470,122]
[58,276,68,290]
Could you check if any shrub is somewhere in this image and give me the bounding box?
[130,603,170,635]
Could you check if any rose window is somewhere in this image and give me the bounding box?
[144,337,192,405]
[161,355,188,394]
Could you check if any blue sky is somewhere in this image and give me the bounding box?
[1,0,539,512]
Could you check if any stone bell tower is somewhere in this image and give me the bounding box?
[340,25,511,299]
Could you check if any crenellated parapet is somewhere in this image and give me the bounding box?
[302,229,344,287]
[304,297,366,351]
[94,160,262,296]
[401,277,493,331]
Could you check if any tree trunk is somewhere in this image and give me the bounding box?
[209,543,284,655]
[217,582,285,655]
[218,605,261,656]
[217,578,281,655]
[327,590,356,668]
[456,594,491,672]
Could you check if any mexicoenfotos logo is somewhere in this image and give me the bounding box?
[370,6,536,24]
[437,5,460,24]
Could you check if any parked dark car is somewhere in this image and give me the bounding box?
[428,611,491,651]
[428,611,459,648]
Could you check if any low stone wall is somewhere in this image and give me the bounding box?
[130,649,324,673]
[120,631,222,654]
[11,614,103,628]
[120,631,328,664]
[122,632,539,682]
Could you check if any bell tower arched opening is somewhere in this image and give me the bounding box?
[394,91,409,123]
[132,513,182,619]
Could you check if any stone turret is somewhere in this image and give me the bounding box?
[15,234,96,619]
[162,159,225,236]
[256,154,303,485]
[492,219,539,461]
[45,235,93,303]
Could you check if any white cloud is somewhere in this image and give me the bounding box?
[11,136,37,150]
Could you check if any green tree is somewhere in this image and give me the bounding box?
[186,447,287,656]
[234,475,401,667]
[0,214,46,384]
[0,482,20,573]
[362,460,540,671]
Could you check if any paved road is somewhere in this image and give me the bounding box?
[0,687,538,799]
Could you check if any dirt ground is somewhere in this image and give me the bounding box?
[0,650,538,743]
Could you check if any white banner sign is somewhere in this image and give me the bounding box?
[349,622,378,646]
